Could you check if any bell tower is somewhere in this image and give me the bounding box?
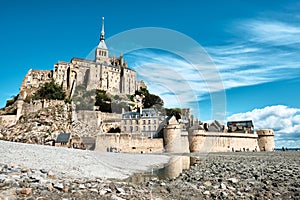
[95,17,109,62]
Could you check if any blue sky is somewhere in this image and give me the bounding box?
[1,0,300,147]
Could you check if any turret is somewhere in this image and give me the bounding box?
[257,129,275,151]
[163,116,181,153]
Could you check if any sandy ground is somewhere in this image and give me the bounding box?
[0,140,169,179]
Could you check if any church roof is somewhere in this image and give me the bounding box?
[98,40,107,50]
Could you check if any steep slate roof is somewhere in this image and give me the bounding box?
[55,133,71,143]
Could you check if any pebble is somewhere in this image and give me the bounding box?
[0,152,299,199]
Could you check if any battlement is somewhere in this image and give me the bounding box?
[256,129,274,136]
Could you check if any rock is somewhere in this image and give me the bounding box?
[117,187,126,194]
[47,170,54,176]
[203,181,212,187]
[274,192,281,196]
[78,184,86,189]
[62,185,69,192]
[160,182,166,186]
[198,185,206,190]
[227,186,236,191]
[89,188,98,193]
[203,191,210,195]
[227,178,238,183]
[53,182,64,190]
[47,184,54,191]
[220,183,226,189]
[21,188,32,195]
[40,169,48,174]
[186,182,198,190]
[86,183,92,188]
[99,189,107,195]
[105,188,112,193]
[111,195,126,200]
[109,182,117,191]
[221,191,228,197]
[21,168,30,173]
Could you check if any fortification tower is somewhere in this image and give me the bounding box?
[257,129,275,151]
[163,116,182,153]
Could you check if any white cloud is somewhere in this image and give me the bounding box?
[242,20,300,46]
[227,105,300,148]
[206,18,300,90]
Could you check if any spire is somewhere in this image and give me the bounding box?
[100,17,105,41]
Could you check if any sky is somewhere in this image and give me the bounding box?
[0,0,300,147]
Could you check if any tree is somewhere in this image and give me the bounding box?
[95,90,112,112]
[132,88,164,111]
[32,81,66,100]
[165,108,182,116]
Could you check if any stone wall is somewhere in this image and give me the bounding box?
[53,61,78,98]
[0,115,17,129]
[188,130,260,152]
[95,133,163,153]
[21,100,65,116]
[74,111,122,136]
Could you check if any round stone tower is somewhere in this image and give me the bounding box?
[257,129,275,151]
[188,129,206,152]
[163,116,182,153]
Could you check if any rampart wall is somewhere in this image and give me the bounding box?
[21,100,65,115]
[188,130,260,152]
[95,133,163,153]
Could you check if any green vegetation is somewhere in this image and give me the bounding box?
[72,85,95,110]
[165,108,182,116]
[32,81,66,100]
[133,88,164,112]
[5,95,18,107]
[73,85,164,114]
[95,90,111,112]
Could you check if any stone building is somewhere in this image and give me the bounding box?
[19,17,138,101]
[121,108,164,138]
[20,69,53,100]
[69,17,137,96]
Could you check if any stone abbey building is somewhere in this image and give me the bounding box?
[20,17,137,100]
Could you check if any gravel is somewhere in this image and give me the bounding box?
[1,140,299,199]
[0,140,169,179]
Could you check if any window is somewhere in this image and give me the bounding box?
[143,120,146,125]
[148,120,151,125]
[124,126,126,132]
[148,126,151,131]
[154,120,156,124]
[124,120,127,125]
[154,125,157,130]
[135,126,138,131]
[130,120,132,125]
[143,126,146,131]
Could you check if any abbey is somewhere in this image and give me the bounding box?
[20,17,137,100]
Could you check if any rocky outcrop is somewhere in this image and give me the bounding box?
[0,103,72,144]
